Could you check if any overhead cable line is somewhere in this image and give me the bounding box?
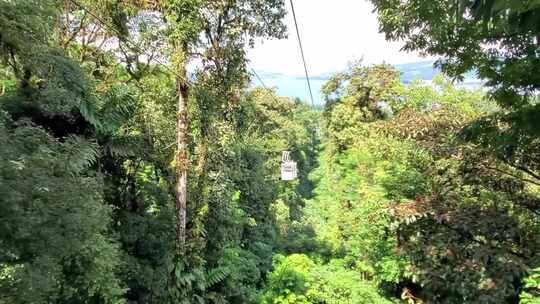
[248,65,284,104]
[289,0,315,108]
[249,66,270,90]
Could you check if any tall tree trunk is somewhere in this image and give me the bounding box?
[175,46,189,251]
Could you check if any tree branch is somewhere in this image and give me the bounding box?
[484,165,540,187]
[62,12,88,48]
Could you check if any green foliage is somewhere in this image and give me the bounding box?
[381,80,540,303]
[322,63,403,150]
[262,254,313,304]
[521,267,540,303]
[370,0,540,110]
[204,267,230,290]
[0,112,124,303]
[303,62,540,303]
[0,0,55,52]
[193,88,319,303]
[369,0,540,199]
[262,254,394,304]
[0,0,297,303]
[0,2,129,302]
[307,259,395,304]
[304,137,421,284]
[5,1,539,304]
[208,248,264,303]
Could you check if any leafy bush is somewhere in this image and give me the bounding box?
[262,254,394,304]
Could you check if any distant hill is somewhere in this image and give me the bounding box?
[395,61,479,84]
[396,61,442,83]
[254,61,481,105]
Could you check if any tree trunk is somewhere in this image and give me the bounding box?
[175,52,189,250]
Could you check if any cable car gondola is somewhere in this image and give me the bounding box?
[281,151,297,181]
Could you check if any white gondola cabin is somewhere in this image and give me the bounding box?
[281,151,297,181]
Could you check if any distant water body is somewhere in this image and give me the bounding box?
[253,61,481,106]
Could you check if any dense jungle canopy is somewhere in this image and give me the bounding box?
[0,0,539,303]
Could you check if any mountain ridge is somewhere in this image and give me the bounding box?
[253,61,481,105]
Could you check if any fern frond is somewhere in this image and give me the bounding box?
[79,98,102,129]
[78,85,137,134]
[98,86,137,134]
[63,136,100,174]
[204,266,230,289]
[103,135,146,158]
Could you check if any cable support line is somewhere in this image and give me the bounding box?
[248,65,284,105]
[289,0,315,108]
[249,66,269,90]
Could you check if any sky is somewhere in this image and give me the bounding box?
[247,0,431,77]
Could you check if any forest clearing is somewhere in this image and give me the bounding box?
[0,0,539,303]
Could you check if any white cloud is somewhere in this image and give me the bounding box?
[247,0,431,76]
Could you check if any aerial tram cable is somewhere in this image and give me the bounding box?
[249,65,298,181]
[280,0,317,181]
[289,0,315,109]
[69,0,303,182]
[249,66,284,106]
